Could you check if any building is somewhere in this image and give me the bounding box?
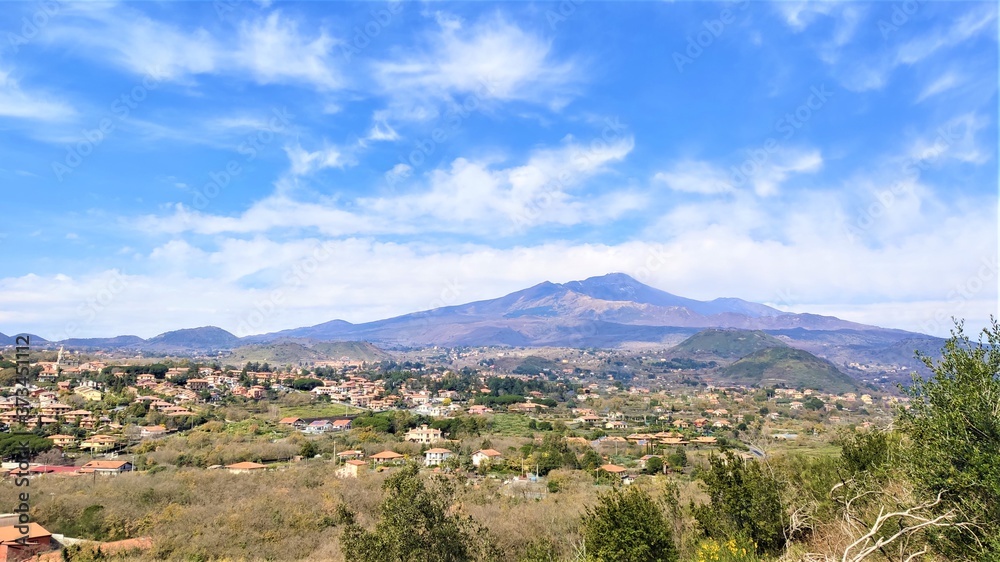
[79,460,133,476]
[139,425,168,439]
[186,379,210,391]
[404,424,442,444]
[74,387,103,401]
[225,462,267,474]
[331,419,352,431]
[305,420,333,434]
[0,523,53,561]
[47,434,77,448]
[336,459,367,478]
[471,449,502,467]
[424,448,454,467]
[279,417,306,429]
[370,450,404,465]
[81,435,118,451]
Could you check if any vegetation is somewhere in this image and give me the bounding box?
[719,347,858,394]
[581,485,678,562]
[340,464,498,562]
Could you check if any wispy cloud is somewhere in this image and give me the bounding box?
[0,68,75,121]
[372,13,580,113]
[44,8,344,90]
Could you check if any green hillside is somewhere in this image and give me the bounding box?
[308,341,391,361]
[224,341,390,365]
[670,329,787,359]
[718,347,858,393]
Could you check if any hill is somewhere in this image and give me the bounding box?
[718,347,858,393]
[59,335,145,349]
[143,326,240,352]
[307,341,391,362]
[669,329,787,360]
[224,341,390,365]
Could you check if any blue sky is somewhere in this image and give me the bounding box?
[0,0,996,340]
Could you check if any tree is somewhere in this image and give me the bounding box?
[896,318,1000,557]
[693,451,785,556]
[803,397,825,411]
[580,485,678,562]
[299,440,318,459]
[644,455,664,475]
[340,464,497,562]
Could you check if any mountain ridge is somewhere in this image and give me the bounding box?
[2,275,939,364]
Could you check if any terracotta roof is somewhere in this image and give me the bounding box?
[278,417,302,424]
[425,448,452,454]
[80,460,130,471]
[345,460,367,466]
[371,450,403,459]
[225,462,266,470]
[474,449,502,457]
[0,522,50,542]
[599,464,627,473]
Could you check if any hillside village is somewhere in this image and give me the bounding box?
[0,331,916,561]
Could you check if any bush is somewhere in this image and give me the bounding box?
[340,464,498,562]
[896,319,1000,558]
[692,452,785,556]
[580,486,678,562]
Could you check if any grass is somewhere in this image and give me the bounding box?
[489,413,533,436]
[279,402,361,418]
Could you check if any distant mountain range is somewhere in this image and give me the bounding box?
[1,273,944,374]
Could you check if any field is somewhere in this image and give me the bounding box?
[488,413,533,435]
[278,402,361,419]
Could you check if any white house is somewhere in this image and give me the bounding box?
[424,448,454,467]
[304,420,333,434]
[471,449,502,467]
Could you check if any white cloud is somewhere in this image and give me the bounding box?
[365,133,638,231]
[365,111,400,142]
[44,8,343,90]
[0,69,75,121]
[653,160,734,195]
[748,149,823,197]
[149,133,638,236]
[234,12,342,89]
[284,142,352,176]
[372,13,579,112]
[4,198,996,339]
[915,71,961,103]
[656,149,823,198]
[906,112,990,166]
[896,4,998,66]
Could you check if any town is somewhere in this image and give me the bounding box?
[0,338,906,561]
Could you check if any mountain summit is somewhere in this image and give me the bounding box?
[259,273,897,347]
